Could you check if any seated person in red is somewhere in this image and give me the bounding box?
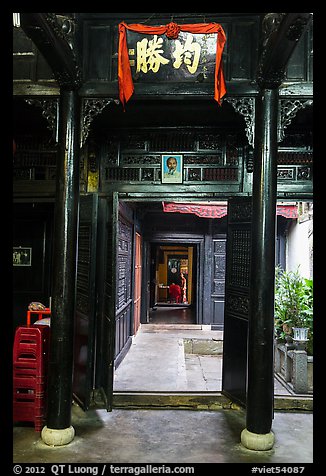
[169,282,181,303]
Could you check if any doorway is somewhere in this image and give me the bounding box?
[112,198,289,398]
[112,202,223,392]
[148,242,197,325]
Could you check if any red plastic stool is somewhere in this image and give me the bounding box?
[13,325,50,432]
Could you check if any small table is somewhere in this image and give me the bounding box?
[26,308,51,326]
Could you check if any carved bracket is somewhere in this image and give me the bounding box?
[224,97,255,147]
[278,98,313,143]
[23,97,121,146]
[225,96,313,150]
[24,97,59,141]
[81,98,120,147]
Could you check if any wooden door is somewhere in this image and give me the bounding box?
[73,194,98,410]
[210,236,226,330]
[115,214,133,366]
[222,197,252,407]
[96,192,118,411]
[133,232,142,334]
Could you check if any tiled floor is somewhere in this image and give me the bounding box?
[13,406,314,464]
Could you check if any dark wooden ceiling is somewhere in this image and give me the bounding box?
[90,98,246,132]
[13,13,313,142]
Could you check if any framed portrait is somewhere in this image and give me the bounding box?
[161,154,183,184]
[13,247,32,267]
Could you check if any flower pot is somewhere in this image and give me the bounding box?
[292,327,309,341]
[292,327,309,351]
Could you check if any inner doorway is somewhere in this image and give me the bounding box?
[112,212,219,392]
[149,243,197,325]
[112,198,303,398]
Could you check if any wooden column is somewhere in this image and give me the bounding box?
[43,89,80,441]
[19,14,83,445]
[240,13,312,451]
[241,88,278,450]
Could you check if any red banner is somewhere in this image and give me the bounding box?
[118,21,227,108]
[162,202,228,219]
[276,205,298,219]
[162,202,298,219]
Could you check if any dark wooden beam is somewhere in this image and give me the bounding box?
[257,13,313,88]
[20,13,81,90]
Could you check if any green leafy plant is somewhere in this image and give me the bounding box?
[274,266,313,354]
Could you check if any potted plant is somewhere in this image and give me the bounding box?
[274,266,313,354]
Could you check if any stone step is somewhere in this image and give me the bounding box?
[183,338,223,355]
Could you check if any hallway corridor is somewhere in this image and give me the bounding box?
[114,323,222,392]
[113,323,302,397]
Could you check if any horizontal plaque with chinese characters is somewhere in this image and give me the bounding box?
[127,30,217,82]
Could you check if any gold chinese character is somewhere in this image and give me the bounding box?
[136,35,170,74]
[172,33,201,74]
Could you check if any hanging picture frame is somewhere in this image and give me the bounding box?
[13,247,32,266]
[161,154,183,184]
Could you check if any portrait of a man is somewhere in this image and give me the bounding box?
[161,154,183,183]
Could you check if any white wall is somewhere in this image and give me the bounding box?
[286,213,313,279]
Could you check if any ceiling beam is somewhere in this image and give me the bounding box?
[257,13,313,88]
[20,13,82,90]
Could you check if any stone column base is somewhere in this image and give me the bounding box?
[41,425,75,446]
[241,428,275,451]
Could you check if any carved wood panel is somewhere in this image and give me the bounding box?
[115,215,133,360]
[210,238,226,329]
[222,197,252,406]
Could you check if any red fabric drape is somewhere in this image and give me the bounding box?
[162,202,299,219]
[118,21,227,108]
[276,205,298,219]
[162,202,228,219]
